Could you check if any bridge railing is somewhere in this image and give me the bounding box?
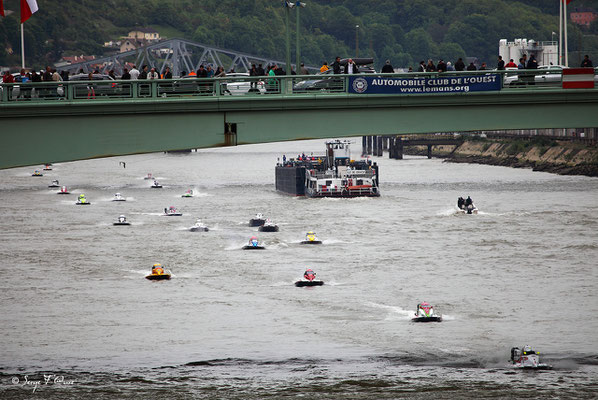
[1,69,596,103]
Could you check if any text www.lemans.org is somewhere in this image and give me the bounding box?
[399,86,471,93]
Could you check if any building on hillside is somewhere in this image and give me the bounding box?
[127,28,160,42]
[119,28,161,53]
[499,39,558,67]
[570,10,598,27]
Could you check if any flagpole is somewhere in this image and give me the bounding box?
[21,23,25,69]
[559,0,563,65]
[564,0,568,67]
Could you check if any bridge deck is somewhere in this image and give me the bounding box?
[1,71,597,169]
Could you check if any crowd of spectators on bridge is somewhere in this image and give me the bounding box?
[2,53,594,86]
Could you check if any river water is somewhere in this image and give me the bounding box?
[1,139,597,399]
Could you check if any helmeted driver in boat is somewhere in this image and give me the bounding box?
[152,263,164,275]
[250,236,259,246]
[416,302,433,317]
[304,269,316,281]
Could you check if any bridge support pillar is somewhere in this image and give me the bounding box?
[397,139,403,160]
[367,135,372,155]
[427,145,432,159]
[382,136,388,151]
[388,138,394,159]
[377,136,383,156]
[362,136,367,156]
[372,136,378,156]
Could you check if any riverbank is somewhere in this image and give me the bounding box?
[404,138,598,177]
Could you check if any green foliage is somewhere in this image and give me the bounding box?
[0,0,597,71]
[505,140,531,156]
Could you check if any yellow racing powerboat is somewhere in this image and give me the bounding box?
[145,263,172,280]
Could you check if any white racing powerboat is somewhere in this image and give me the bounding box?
[258,218,279,232]
[113,215,131,226]
[112,193,126,202]
[189,218,209,232]
[510,346,552,370]
[411,302,442,322]
[457,196,478,214]
[249,213,266,227]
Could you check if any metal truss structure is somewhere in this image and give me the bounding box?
[61,38,316,76]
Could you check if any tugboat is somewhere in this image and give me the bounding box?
[43,164,52,171]
[242,236,265,250]
[144,173,154,180]
[164,206,182,216]
[510,346,552,369]
[182,189,194,198]
[145,263,172,280]
[295,268,324,287]
[57,186,70,194]
[48,180,60,188]
[151,180,163,189]
[411,302,442,322]
[189,218,209,232]
[249,213,266,227]
[32,170,43,177]
[76,194,91,205]
[275,140,380,198]
[258,219,279,232]
[112,193,126,202]
[300,231,322,245]
[113,215,131,226]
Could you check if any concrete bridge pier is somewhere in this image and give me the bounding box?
[377,136,383,156]
[427,145,432,159]
[362,136,367,155]
[372,136,378,156]
[367,135,373,155]
[397,139,404,159]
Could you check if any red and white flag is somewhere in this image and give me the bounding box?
[562,68,595,89]
[1,0,5,17]
[21,0,38,23]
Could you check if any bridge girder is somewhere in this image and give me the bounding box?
[61,38,316,77]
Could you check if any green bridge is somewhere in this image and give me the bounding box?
[1,70,597,169]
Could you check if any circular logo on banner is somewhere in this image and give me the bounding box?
[352,77,368,93]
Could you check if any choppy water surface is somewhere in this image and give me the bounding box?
[1,139,597,399]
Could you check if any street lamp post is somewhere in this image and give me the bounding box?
[285,4,291,76]
[296,2,302,74]
[355,25,359,57]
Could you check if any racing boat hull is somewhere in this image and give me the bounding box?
[113,199,126,202]
[190,227,209,232]
[57,192,70,195]
[164,213,182,216]
[295,280,324,287]
[411,316,442,322]
[249,219,265,227]
[300,240,322,245]
[113,222,131,226]
[145,274,171,280]
[151,185,163,189]
[48,185,60,188]
[259,225,279,232]
[242,245,265,250]
[76,202,91,205]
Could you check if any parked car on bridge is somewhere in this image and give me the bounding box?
[503,65,598,87]
[293,58,375,93]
